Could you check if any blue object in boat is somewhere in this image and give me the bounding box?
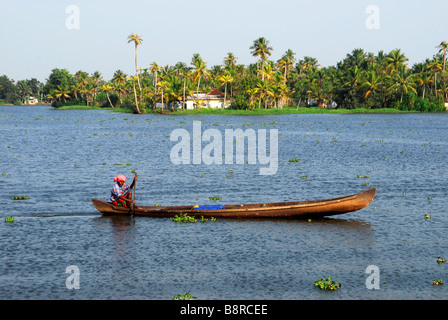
[194,205,225,210]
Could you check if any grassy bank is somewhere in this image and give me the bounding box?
[56,105,133,113]
[171,106,417,115]
[55,105,421,115]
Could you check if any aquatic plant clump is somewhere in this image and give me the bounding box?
[314,277,342,291]
[11,196,29,200]
[432,279,444,285]
[4,216,14,223]
[173,292,197,300]
[171,213,197,223]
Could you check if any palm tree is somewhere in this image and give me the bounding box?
[361,70,382,100]
[297,56,320,74]
[191,55,210,107]
[101,83,115,108]
[157,80,168,112]
[278,50,295,85]
[217,71,234,109]
[128,75,141,113]
[344,66,364,92]
[16,80,32,104]
[388,66,417,103]
[436,41,448,71]
[415,72,432,99]
[250,37,273,80]
[54,84,71,103]
[427,59,443,94]
[91,71,103,103]
[224,52,238,68]
[112,70,127,105]
[254,79,274,109]
[149,62,163,107]
[127,33,143,99]
[386,49,409,73]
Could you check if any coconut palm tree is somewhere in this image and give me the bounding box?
[217,71,234,109]
[224,52,238,68]
[157,80,168,112]
[191,55,210,107]
[127,75,141,113]
[127,33,143,98]
[388,66,417,103]
[101,83,115,108]
[415,72,432,99]
[250,37,273,80]
[386,49,409,73]
[254,79,274,109]
[361,70,382,100]
[427,59,443,94]
[299,56,320,74]
[436,41,448,71]
[54,84,71,103]
[91,71,103,103]
[112,70,127,105]
[278,50,295,85]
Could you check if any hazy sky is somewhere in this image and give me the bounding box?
[1,0,447,82]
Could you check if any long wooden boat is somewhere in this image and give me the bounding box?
[91,188,376,219]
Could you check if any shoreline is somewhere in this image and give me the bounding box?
[3,104,443,114]
[55,105,421,114]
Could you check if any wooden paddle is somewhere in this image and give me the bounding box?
[132,171,137,212]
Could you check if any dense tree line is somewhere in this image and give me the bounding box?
[1,36,447,112]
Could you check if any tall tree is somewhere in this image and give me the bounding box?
[217,71,234,109]
[427,59,443,94]
[127,33,143,104]
[250,37,273,80]
[191,54,210,107]
[436,41,448,71]
[386,49,409,73]
[388,66,417,103]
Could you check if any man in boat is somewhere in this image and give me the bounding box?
[111,174,138,209]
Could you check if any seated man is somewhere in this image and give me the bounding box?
[110,174,137,208]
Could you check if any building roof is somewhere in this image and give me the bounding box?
[207,88,224,96]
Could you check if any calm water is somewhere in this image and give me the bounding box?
[0,106,447,300]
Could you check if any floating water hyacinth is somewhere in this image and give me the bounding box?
[432,279,443,286]
[4,216,14,223]
[12,196,29,200]
[171,213,197,223]
[209,197,222,200]
[172,292,197,300]
[288,158,300,163]
[437,257,446,264]
[314,277,341,291]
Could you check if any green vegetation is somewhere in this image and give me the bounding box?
[1,37,447,112]
[209,197,222,201]
[437,257,446,264]
[4,216,14,223]
[11,196,29,200]
[172,292,197,300]
[171,213,216,223]
[432,279,444,286]
[171,213,198,223]
[314,277,342,291]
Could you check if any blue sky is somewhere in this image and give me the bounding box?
[1,0,447,82]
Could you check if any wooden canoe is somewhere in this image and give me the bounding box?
[91,188,376,219]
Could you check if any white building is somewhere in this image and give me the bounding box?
[27,96,39,105]
[182,89,232,110]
